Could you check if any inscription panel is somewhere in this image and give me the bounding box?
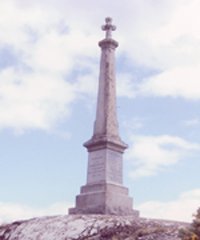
[87,149,123,185]
[87,149,106,184]
[106,149,122,184]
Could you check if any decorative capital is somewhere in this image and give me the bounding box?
[101,17,116,39]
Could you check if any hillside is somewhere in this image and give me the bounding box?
[0,215,189,240]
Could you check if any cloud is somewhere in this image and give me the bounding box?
[139,65,200,100]
[126,135,200,178]
[1,189,199,224]
[116,73,137,98]
[117,0,200,100]
[137,189,200,222]
[126,0,200,100]
[1,0,200,133]
[124,0,200,70]
[0,0,99,132]
[0,201,72,224]
[123,117,144,132]
[0,68,76,132]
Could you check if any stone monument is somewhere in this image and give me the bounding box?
[69,17,137,216]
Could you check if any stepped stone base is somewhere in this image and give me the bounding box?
[69,183,139,216]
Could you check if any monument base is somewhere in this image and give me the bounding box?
[69,183,139,217]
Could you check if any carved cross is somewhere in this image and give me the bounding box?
[102,17,116,39]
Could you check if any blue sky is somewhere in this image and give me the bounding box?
[0,0,200,223]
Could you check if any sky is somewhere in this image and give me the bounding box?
[0,0,200,223]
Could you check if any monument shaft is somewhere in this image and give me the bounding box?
[94,38,119,139]
[69,18,137,216]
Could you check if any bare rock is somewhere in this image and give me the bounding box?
[0,215,189,240]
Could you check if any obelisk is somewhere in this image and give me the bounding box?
[69,17,137,215]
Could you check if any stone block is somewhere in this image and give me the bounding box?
[69,183,137,216]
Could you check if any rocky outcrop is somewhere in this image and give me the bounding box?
[0,215,189,240]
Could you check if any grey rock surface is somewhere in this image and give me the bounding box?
[0,215,189,240]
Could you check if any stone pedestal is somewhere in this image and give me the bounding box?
[69,183,134,215]
[69,139,138,216]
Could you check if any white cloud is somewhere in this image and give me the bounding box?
[117,0,200,100]
[0,0,99,132]
[124,0,200,70]
[117,73,136,98]
[1,0,200,133]
[0,201,72,224]
[139,65,200,100]
[1,189,199,224]
[126,135,200,178]
[126,0,200,100]
[123,117,144,132]
[137,189,200,222]
[0,68,76,132]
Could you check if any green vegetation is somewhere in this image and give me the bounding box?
[179,208,200,240]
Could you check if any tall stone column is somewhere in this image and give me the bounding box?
[93,29,120,142]
[69,18,137,216]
